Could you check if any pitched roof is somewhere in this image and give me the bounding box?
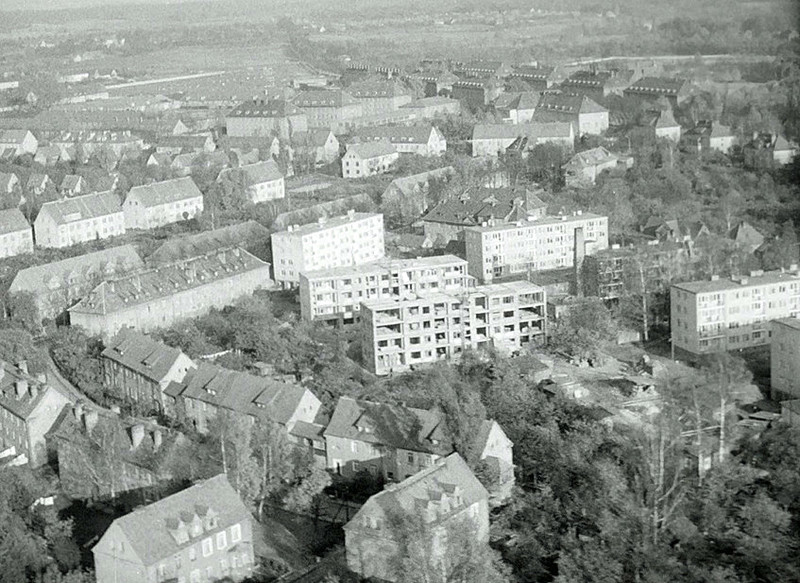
[9,244,143,295]
[709,121,733,138]
[352,124,436,145]
[291,129,335,148]
[422,186,534,226]
[26,173,50,190]
[494,91,540,111]
[344,140,397,159]
[125,177,202,208]
[219,160,283,187]
[37,191,121,225]
[386,166,454,197]
[625,77,686,95]
[655,108,679,128]
[0,129,31,144]
[102,329,192,384]
[472,122,573,141]
[510,65,555,80]
[0,208,30,236]
[324,396,452,456]
[535,92,607,115]
[101,474,250,566]
[227,98,302,118]
[175,362,313,426]
[69,248,268,316]
[345,453,487,528]
[348,81,408,99]
[293,90,358,108]
[0,361,51,420]
[565,146,617,168]
[728,221,764,249]
[0,173,17,191]
[147,221,269,265]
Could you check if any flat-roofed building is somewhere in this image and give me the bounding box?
[464,212,609,283]
[271,211,384,288]
[771,318,800,400]
[34,191,125,248]
[361,280,546,375]
[299,255,472,324]
[670,268,800,356]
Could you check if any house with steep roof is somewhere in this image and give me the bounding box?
[217,160,284,203]
[292,90,364,129]
[167,363,320,434]
[33,145,62,166]
[744,133,797,169]
[34,190,124,248]
[342,140,399,178]
[0,129,38,156]
[101,329,196,414]
[421,185,547,243]
[382,166,454,212]
[291,129,340,166]
[728,220,765,253]
[653,108,681,142]
[155,133,216,156]
[508,65,556,90]
[48,402,187,499]
[146,151,173,167]
[0,172,19,195]
[93,474,256,583]
[0,360,72,467]
[348,80,412,114]
[493,91,540,123]
[532,92,609,136]
[59,174,85,197]
[8,244,143,320]
[148,221,269,265]
[69,248,271,338]
[26,173,53,197]
[344,453,489,583]
[682,121,736,154]
[471,122,574,157]
[563,147,619,187]
[0,208,33,258]
[226,97,308,140]
[623,77,690,107]
[123,177,204,230]
[641,217,709,244]
[351,124,446,157]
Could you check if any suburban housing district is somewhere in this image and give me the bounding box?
[0,4,798,583]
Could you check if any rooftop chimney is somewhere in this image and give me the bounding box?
[130,424,145,449]
[17,360,28,375]
[84,410,99,434]
[74,402,84,420]
[15,379,28,399]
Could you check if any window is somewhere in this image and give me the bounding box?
[216,531,227,550]
[189,547,197,561]
[202,538,213,557]
[407,452,414,463]
[230,523,242,543]
[157,564,167,580]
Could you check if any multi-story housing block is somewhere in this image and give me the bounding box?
[101,329,196,414]
[34,191,125,248]
[292,90,364,130]
[344,453,489,583]
[299,254,472,324]
[771,318,800,400]
[93,474,255,583]
[623,77,690,107]
[271,211,384,288]
[123,177,204,230]
[217,160,284,204]
[560,69,636,100]
[0,361,71,467]
[351,124,446,157]
[464,212,609,283]
[471,122,574,157]
[341,141,399,178]
[508,65,556,90]
[361,280,546,375]
[532,92,609,136]
[347,81,412,115]
[225,98,308,140]
[69,248,271,338]
[670,268,800,356]
[0,208,33,258]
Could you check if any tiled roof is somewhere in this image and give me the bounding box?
[324,396,452,456]
[293,90,358,108]
[26,173,50,190]
[348,81,408,99]
[219,160,283,187]
[0,172,17,190]
[344,140,397,159]
[510,65,555,79]
[38,191,121,225]
[291,129,334,148]
[352,124,436,145]
[655,108,679,128]
[625,77,686,95]
[176,362,312,426]
[289,420,326,442]
[535,92,607,115]
[125,177,202,208]
[0,208,30,236]
[102,328,192,384]
[148,221,269,265]
[728,221,764,249]
[422,186,536,226]
[69,248,267,316]
[472,122,573,141]
[387,166,454,197]
[9,244,143,295]
[227,98,302,118]
[346,453,487,528]
[565,146,617,168]
[494,92,540,111]
[102,474,250,566]
[0,361,50,420]
[0,129,31,144]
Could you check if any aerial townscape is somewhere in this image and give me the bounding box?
[0,0,799,582]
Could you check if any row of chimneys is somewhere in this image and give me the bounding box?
[72,402,163,450]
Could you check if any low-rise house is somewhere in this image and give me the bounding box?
[26,173,53,197]
[682,121,736,154]
[146,151,173,167]
[59,174,85,197]
[33,145,62,166]
[8,244,144,320]
[34,190,124,248]
[342,141,399,178]
[563,147,619,187]
[217,160,285,203]
[653,108,681,142]
[123,177,204,230]
[382,166,454,209]
[48,403,186,499]
[771,318,800,400]
[102,329,196,414]
[348,80,412,115]
[471,122,574,157]
[170,152,197,176]
[475,419,515,503]
[728,220,765,254]
[0,361,71,467]
[351,124,446,157]
[291,129,340,166]
[532,92,609,136]
[641,217,710,244]
[493,92,540,123]
[0,129,38,156]
[399,96,461,118]
[225,97,308,140]
[0,208,33,258]
[623,77,690,107]
[92,474,256,583]
[422,186,546,243]
[69,248,271,338]
[344,453,489,583]
[168,363,320,433]
[743,133,797,169]
[0,172,19,195]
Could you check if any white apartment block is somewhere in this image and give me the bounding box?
[271,211,385,288]
[464,212,609,283]
[34,191,125,249]
[299,255,473,324]
[670,268,800,356]
[0,208,33,259]
[123,177,204,231]
[361,280,546,375]
[771,318,800,400]
[341,141,399,179]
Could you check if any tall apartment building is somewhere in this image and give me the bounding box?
[361,280,546,375]
[670,268,800,356]
[771,318,800,400]
[271,211,384,288]
[299,254,472,324]
[464,212,609,283]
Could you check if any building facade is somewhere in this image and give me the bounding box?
[0,208,33,258]
[532,93,609,136]
[471,122,574,158]
[217,160,285,204]
[34,191,125,248]
[123,177,204,230]
[292,90,364,129]
[351,125,446,157]
[341,141,399,178]
[271,211,385,288]
[225,98,308,140]
[771,318,800,400]
[670,269,800,356]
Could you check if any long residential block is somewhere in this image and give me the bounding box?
[670,268,800,356]
[34,191,125,248]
